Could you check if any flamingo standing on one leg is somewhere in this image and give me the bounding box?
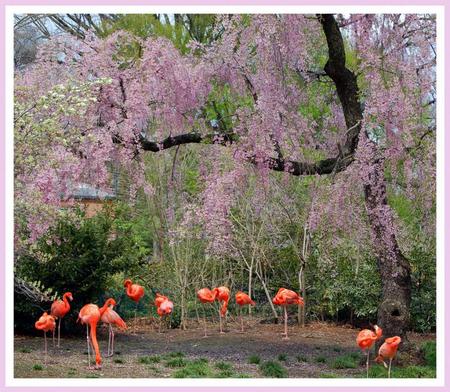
[154,293,174,333]
[235,291,255,333]
[50,292,73,348]
[124,279,145,333]
[356,325,382,378]
[272,288,304,340]
[375,336,402,378]
[212,286,230,334]
[34,312,56,365]
[197,288,216,338]
[77,298,115,370]
[100,299,127,357]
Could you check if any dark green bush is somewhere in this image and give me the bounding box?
[14,207,150,333]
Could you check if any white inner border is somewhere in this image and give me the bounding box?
[4,5,445,388]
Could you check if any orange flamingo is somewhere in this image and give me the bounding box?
[235,291,255,332]
[272,288,304,340]
[356,325,382,377]
[197,288,216,337]
[375,336,402,378]
[154,293,174,333]
[50,291,73,348]
[78,298,115,369]
[34,312,56,364]
[212,286,230,334]
[124,279,145,332]
[100,299,127,357]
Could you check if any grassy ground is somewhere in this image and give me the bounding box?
[14,319,436,378]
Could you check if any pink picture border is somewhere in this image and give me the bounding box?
[1,1,448,391]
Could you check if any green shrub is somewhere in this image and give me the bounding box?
[421,341,436,369]
[248,354,261,364]
[165,357,186,368]
[315,355,327,363]
[259,361,287,378]
[296,355,308,363]
[172,359,212,378]
[331,354,358,369]
[32,364,43,371]
[277,353,287,361]
[139,355,161,364]
[14,207,150,333]
[215,361,232,371]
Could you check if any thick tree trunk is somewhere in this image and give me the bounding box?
[319,14,412,339]
[363,157,411,340]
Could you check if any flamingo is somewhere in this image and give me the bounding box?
[197,288,216,337]
[375,336,402,378]
[356,325,382,378]
[78,298,115,369]
[50,291,73,348]
[212,286,230,334]
[34,312,56,365]
[272,288,304,340]
[154,293,174,333]
[100,299,127,357]
[235,291,255,332]
[124,279,145,332]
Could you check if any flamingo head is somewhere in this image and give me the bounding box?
[385,336,402,347]
[64,292,73,301]
[124,279,132,288]
[374,325,382,339]
[107,298,117,307]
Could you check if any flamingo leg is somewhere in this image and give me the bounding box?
[44,331,47,365]
[57,318,61,348]
[282,306,289,340]
[203,305,207,338]
[219,309,224,334]
[388,358,392,378]
[86,325,91,369]
[240,307,244,333]
[110,325,115,357]
[106,324,111,357]
[52,325,55,347]
[134,305,137,334]
[366,349,370,378]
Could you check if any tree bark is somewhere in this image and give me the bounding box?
[363,157,412,340]
[318,14,412,340]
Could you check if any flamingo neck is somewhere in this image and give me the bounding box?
[62,294,71,310]
[99,299,114,315]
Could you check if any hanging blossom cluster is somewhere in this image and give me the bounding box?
[14,14,436,251]
[15,30,214,243]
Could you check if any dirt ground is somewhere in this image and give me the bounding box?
[14,317,435,378]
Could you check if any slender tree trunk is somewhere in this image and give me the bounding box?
[248,261,253,315]
[255,261,278,319]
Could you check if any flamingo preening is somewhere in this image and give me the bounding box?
[124,279,145,332]
[272,288,304,340]
[356,325,382,378]
[197,288,216,337]
[154,293,174,333]
[78,298,115,369]
[235,291,255,332]
[376,336,402,378]
[34,312,56,365]
[212,286,230,334]
[100,299,127,357]
[50,291,73,348]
